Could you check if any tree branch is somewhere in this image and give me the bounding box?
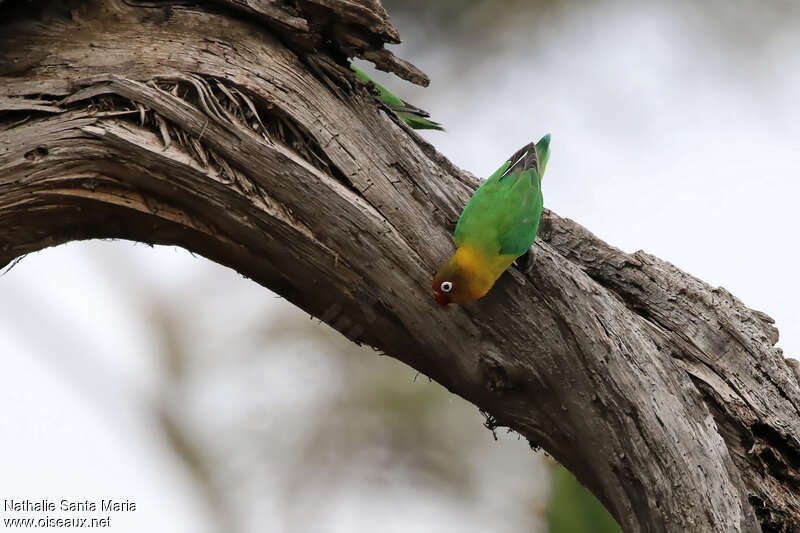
[1,1,798,531]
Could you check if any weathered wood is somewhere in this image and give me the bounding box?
[1,1,798,531]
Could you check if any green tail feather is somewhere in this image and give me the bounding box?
[351,66,445,131]
[535,133,551,177]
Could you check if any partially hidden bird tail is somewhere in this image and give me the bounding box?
[351,66,445,131]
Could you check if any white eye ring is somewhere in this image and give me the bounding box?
[440,281,453,293]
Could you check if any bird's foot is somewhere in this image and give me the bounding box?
[515,247,536,273]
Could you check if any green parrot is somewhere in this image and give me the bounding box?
[432,135,551,305]
[351,66,445,131]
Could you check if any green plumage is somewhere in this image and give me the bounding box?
[455,135,550,256]
[351,67,445,131]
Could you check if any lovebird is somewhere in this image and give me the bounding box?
[352,67,444,131]
[432,135,551,305]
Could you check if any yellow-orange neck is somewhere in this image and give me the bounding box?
[450,245,517,301]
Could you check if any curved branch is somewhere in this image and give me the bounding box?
[1,2,798,531]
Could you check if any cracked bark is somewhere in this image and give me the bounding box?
[1,1,799,531]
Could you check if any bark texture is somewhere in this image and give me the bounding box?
[1,1,799,531]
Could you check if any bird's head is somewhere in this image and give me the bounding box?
[432,278,453,306]
[432,250,488,306]
[432,270,468,306]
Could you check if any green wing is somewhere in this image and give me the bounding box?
[454,140,547,256]
[352,67,445,131]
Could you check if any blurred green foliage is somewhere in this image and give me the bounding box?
[548,465,621,533]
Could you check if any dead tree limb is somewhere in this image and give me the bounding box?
[1,1,798,531]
